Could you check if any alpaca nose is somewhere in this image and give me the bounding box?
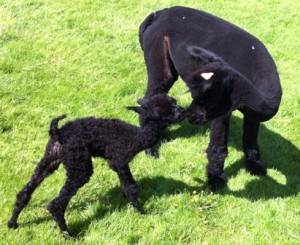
[175,107,186,121]
[186,107,194,118]
[187,110,207,125]
[178,107,185,113]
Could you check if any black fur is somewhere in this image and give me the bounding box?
[139,6,282,187]
[8,94,185,236]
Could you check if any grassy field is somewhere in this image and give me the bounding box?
[1,0,300,244]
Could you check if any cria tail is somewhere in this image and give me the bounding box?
[49,114,67,141]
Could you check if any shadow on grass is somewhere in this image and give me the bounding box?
[224,117,300,200]
[24,176,199,237]
[169,116,300,201]
[69,176,200,237]
[22,216,52,227]
[146,120,210,158]
[168,119,210,140]
[19,116,300,236]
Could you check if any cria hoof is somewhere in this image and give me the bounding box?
[7,220,18,229]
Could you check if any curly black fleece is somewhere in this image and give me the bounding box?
[7,94,185,236]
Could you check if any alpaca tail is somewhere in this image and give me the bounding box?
[139,9,164,50]
[49,114,66,141]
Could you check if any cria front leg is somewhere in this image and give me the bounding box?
[110,161,144,214]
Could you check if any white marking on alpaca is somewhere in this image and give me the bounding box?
[251,45,255,50]
[201,72,214,80]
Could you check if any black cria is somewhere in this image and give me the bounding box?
[8,94,185,236]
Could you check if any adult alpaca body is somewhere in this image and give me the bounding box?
[139,6,282,187]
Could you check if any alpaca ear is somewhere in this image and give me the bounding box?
[186,45,243,83]
[187,46,255,112]
[126,106,144,114]
[187,46,223,64]
[186,46,231,73]
[151,108,161,119]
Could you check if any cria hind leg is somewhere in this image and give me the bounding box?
[47,143,93,236]
[110,161,143,214]
[243,116,266,175]
[8,155,61,229]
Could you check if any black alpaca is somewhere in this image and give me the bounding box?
[8,94,185,236]
[139,6,282,188]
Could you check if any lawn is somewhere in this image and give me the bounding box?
[1,0,300,244]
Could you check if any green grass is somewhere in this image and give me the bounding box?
[1,0,300,244]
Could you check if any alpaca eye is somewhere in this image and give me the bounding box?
[202,82,213,91]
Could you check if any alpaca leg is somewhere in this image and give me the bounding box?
[143,36,179,158]
[110,161,143,213]
[243,116,266,175]
[206,113,231,189]
[8,157,60,229]
[47,144,93,236]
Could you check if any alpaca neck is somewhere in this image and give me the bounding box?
[139,120,163,149]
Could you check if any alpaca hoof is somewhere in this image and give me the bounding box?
[8,220,18,229]
[145,148,159,159]
[135,207,145,215]
[47,203,56,217]
[133,204,145,214]
[207,173,227,190]
[245,160,267,176]
[62,229,75,239]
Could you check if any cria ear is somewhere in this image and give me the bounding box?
[137,98,149,107]
[126,106,144,114]
[149,108,160,119]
